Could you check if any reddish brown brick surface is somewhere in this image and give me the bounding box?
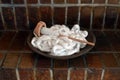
[54,7,65,24]
[18,53,36,80]
[1,0,11,3]
[81,0,92,3]
[53,69,68,80]
[53,59,68,68]
[70,68,85,80]
[2,7,15,30]
[13,0,24,4]
[69,56,84,68]
[2,53,20,68]
[54,0,64,4]
[40,6,52,26]
[27,0,38,3]
[104,69,120,80]
[113,53,120,66]
[67,7,79,25]
[0,32,16,50]
[105,31,120,51]
[94,0,105,3]
[105,7,118,29]
[0,69,17,80]
[93,7,105,29]
[0,53,5,66]
[67,0,78,3]
[80,7,91,28]
[87,68,102,80]
[9,31,29,51]
[36,69,51,80]
[101,53,119,67]
[40,0,51,4]
[108,0,119,4]
[36,55,51,68]
[86,54,103,68]
[15,7,28,30]
[19,69,34,80]
[28,7,40,29]
[19,53,35,69]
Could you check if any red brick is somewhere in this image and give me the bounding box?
[15,7,28,30]
[40,0,51,4]
[104,69,120,80]
[13,0,24,4]
[53,69,68,80]
[36,56,51,68]
[0,68,17,80]
[53,59,68,68]
[2,53,20,68]
[18,69,34,80]
[54,0,64,4]
[2,7,15,30]
[67,7,79,25]
[69,56,84,68]
[86,54,103,68]
[70,68,85,80]
[105,7,118,29]
[104,31,120,51]
[108,0,119,4]
[28,7,40,29]
[93,7,105,29]
[54,7,65,24]
[36,69,51,80]
[80,7,91,28]
[81,0,92,3]
[101,53,119,67]
[113,53,120,66]
[67,0,78,3]
[40,6,52,26]
[19,53,35,69]
[0,53,5,66]
[94,0,105,3]
[87,68,102,80]
[18,53,36,80]
[1,0,11,3]
[9,31,29,51]
[0,32,16,51]
[27,0,38,3]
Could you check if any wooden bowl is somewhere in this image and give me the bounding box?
[27,30,96,60]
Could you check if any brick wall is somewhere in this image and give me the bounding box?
[0,0,120,80]
[0,31,120,80]
[0,0,120,31]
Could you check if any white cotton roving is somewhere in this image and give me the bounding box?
[31,24,88,56]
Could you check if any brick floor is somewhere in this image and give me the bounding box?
[0,31,120,80]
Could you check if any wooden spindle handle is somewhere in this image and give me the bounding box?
[33,21,46,37]
[59,35,95,46]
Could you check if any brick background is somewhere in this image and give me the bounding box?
[0,0,120,80]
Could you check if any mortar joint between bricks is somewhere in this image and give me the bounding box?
[67,68,72,80]
[50,68,54,80]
